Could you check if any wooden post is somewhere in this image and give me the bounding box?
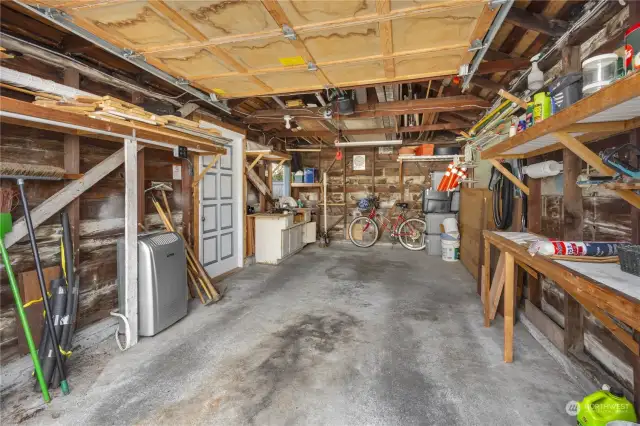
[124,136,138,347]
[504,251,515,363]
[181,154,193,245]
[399,158,405,202]
[137,149,145,227]
[192,154,200,260]
[63,68,80,268]
[266,162,273,209]
[527,161,542,308]
[629,0,639,414]
[561,45,584,355]
[259,162,266,212]
[483,236,491,327]
[343,148,347,239]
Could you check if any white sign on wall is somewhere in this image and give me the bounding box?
[353,154,366,171]
[172,164,182,180]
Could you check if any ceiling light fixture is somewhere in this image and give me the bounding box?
[334,139,403,147]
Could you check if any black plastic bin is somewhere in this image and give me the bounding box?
[549,72,582,114]
[618,245,640,277]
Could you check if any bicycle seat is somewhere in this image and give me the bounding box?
[396,202,409,209]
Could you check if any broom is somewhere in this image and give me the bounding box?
[0,162,70,395]
[0,186,50,402]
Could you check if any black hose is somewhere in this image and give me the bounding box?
[35,278,62,369]
[51,211,75,389]
[37,279,66,389]
[490,164,514,230]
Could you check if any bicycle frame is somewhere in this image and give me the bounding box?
[362,206,416,237]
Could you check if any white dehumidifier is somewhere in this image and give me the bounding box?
[117,232,188,336]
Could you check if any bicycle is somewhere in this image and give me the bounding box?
[348,197,426,250]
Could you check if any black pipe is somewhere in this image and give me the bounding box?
[52,211,75,388]
[490,165,514,230]
[17,179,69,394]
[37,279,66,389]
[35,278,62,369]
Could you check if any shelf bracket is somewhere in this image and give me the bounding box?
[489,159,530,196]
[246,153,264,173]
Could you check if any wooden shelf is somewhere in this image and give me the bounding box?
[0,96,226,154]
[602,182,640,190]
[291,183,322,188]
[480,73,640,160]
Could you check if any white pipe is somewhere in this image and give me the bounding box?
[0,66,96,100]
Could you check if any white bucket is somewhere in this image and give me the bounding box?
[443,218,459,234]
[441,239,460,262]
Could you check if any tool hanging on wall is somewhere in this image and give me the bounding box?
[0,162,70,395]
[489,162,514,230]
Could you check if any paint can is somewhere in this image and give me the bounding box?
[625,22,640,73]
[441,238,460,262]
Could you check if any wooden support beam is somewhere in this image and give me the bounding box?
[489,159,530,196]
[4,145,144,249]
[476,57,531,75]
[192,154,221,188]
[245,95,491,123]
[377,0,395,79]
[182,155,193,246]
[124,137,138,347]
[63,68,80,269]
[505,7,569,37]
[274,121,467,137]
[137,149,145,227]
[246,153,264,173]
[483,236,491,327]
[504,251,515,363]
[470,76,506,93]
[554,132,615,176]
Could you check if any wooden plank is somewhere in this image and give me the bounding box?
[3,144,144,249]
[124,137,138,347]
[489,253,506,320]
[476,57,531,75]
[481,73,640,159]
[470,76,505,93]
[63,68,81,269]
[483,236,491,327]
[505,7,568,37]
[192,154,220,188]
[245,163,273,199]
[377,0,394,79]
[524,299,565,352]
[484,231,640,330]
[498,89,528,109]
[193,155,200,261]
[504,251,515,363]
[0,96,226,154]
[137,148,145,227]
[489,159,530,196]
[274,121,466,137]
[555,132,616,175]
[244,95,491,123]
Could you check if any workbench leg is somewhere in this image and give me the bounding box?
[633,330,640,415]
[483,237,491,327]
[504,251,515,363]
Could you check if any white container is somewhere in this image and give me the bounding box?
[441,239,460,262]
[426,234,442,255]
[582,54,618,95]
[443,218,459,234]
[522,160,563,178]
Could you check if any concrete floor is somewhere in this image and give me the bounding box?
[2,244,583,425]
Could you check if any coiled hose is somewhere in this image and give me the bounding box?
[490,164,514,230]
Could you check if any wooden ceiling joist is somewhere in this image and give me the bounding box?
[245,95,490,123]
[505,7,569,38]
[377,0,395,79]
[273,121,467,137]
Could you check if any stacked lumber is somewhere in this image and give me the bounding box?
[26,92,223,139]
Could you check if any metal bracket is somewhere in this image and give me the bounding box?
[122,48,145,61]
[458,64,470,77]
[282,24,297,40]
[468,39,484,52]
[307,62,318,71]
[489,0,508,10]
[176,77,190,86]
[43,7,68,20]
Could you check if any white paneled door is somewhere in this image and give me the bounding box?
[200,143,239,278]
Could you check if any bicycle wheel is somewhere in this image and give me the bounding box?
[398,218,426,251]
[349,216,379,248]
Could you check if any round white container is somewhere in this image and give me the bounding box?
[582,54,618,95]
[441,239,460,262]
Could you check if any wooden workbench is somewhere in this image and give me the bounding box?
[482,231,640,365]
